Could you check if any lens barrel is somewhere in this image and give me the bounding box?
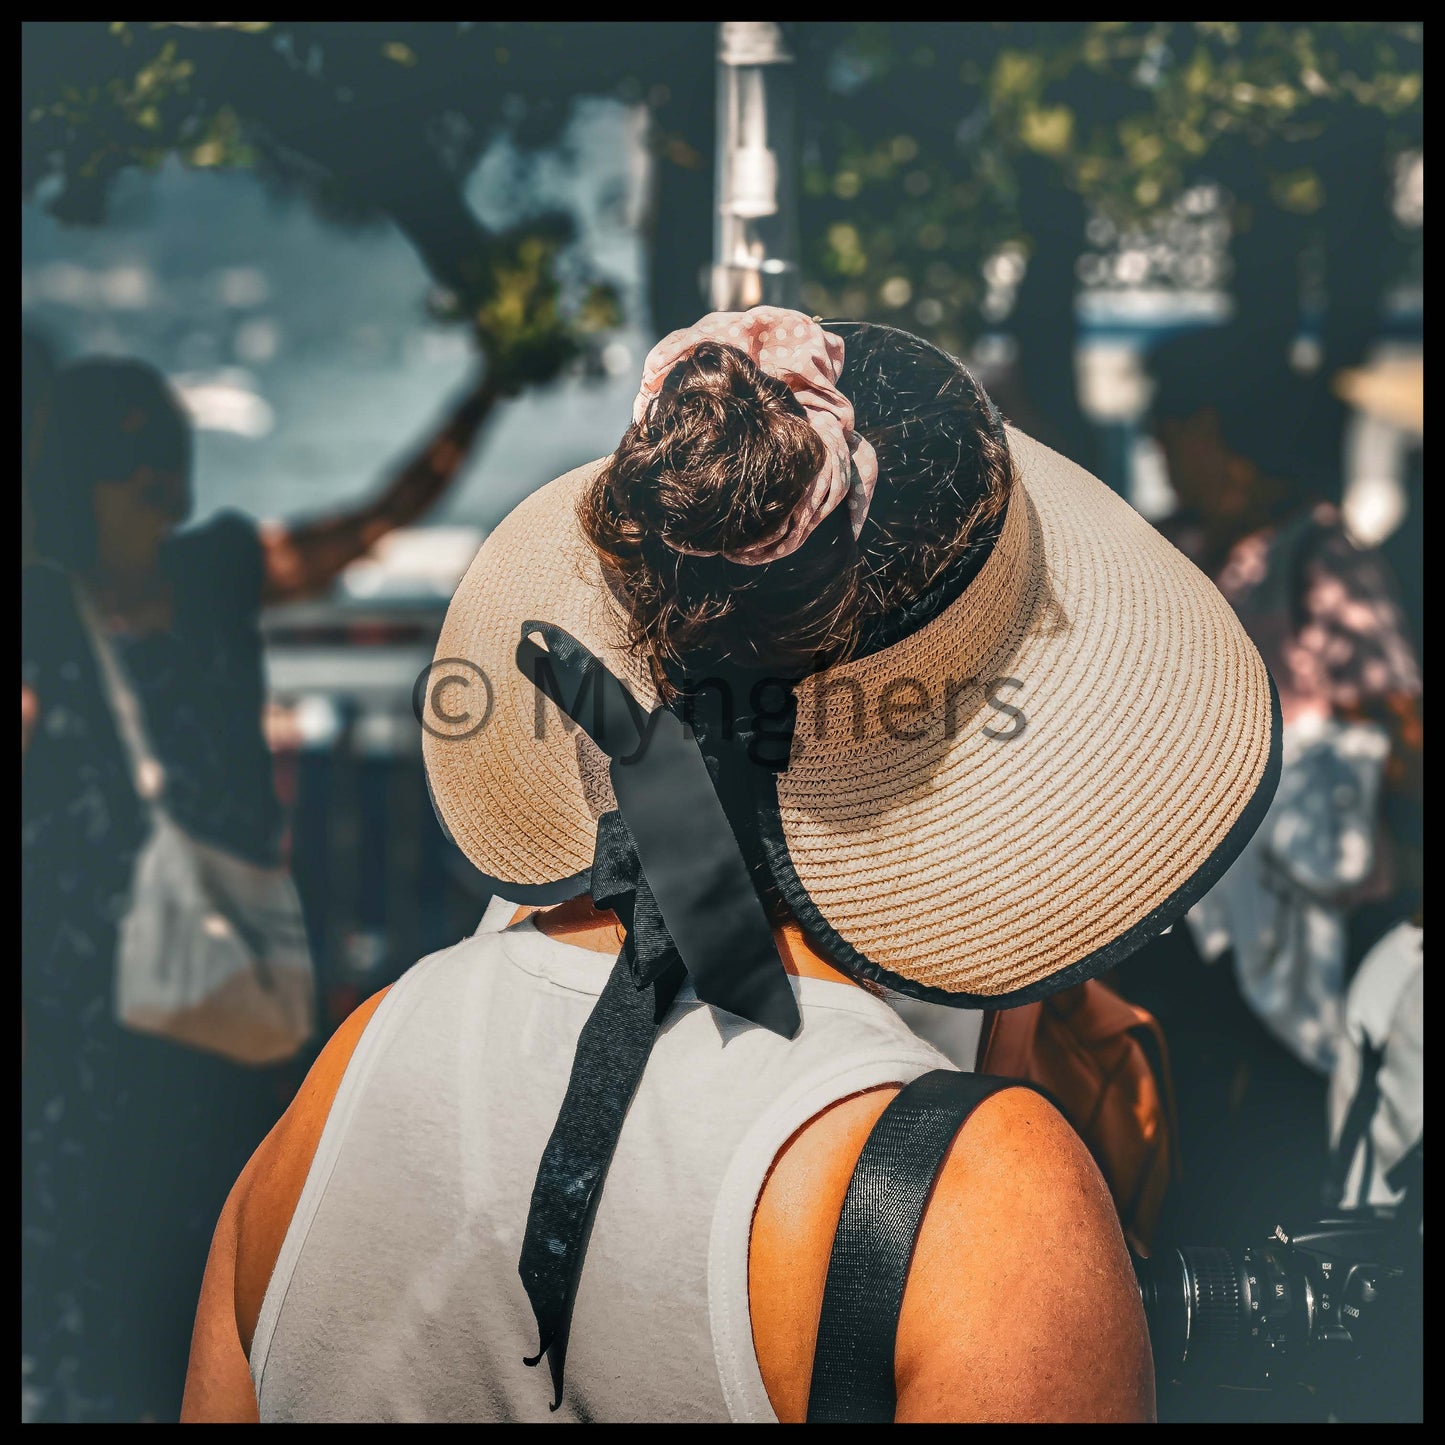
[1137,1246,1247,1376]
[1178,1246,1246,1356]
[1138,1243,1308,1385]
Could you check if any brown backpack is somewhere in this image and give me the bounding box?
[980,978,1180,1256]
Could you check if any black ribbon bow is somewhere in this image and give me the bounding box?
[514,622,800,1408]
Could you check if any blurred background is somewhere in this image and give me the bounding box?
[22,21,1422,1031]
[20,23,1423,1422]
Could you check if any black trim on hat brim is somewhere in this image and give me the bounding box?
[755,674,1283,1010]
[471,867,594,908]
[449,680,1281,1007]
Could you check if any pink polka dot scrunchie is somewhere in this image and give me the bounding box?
[631,306,880,565]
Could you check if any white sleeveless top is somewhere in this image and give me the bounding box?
[249,914,964,1423]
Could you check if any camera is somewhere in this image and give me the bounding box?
[1134,1209,1416,1390]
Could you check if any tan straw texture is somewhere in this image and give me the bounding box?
[423,461,635,888]
[774,428,1273,996]
[422,428,1274,1000]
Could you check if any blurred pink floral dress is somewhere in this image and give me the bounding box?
[1185,504,1421,1073]
[1215,503,1420,732]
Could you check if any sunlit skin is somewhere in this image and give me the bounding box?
[181,897,1154,1424]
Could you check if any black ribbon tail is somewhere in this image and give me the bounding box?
[513,622,799,1408]
[518,955,683,1405]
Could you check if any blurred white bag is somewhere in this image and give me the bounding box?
[1187,714,1391,1074]
[79,590,315,1066]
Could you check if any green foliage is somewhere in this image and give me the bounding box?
[797,22,1422,347]
[431,221,623,396]
[22,22,1424,378]
[21,21,643,394]
[25,27,248,220]
[988,21,1422,218]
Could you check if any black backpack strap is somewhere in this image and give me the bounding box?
[805,1070,1041,1423]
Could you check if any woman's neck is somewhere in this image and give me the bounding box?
[526,894,860,989]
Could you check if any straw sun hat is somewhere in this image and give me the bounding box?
[422,322,1280,1008]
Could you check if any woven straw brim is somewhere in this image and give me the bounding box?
[422,427,1277,1003]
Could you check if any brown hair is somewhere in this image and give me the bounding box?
[581,328,1013,697]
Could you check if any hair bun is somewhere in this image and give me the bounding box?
[619,340,825,560]
[661,339,762,402]
[583,323,1013,698]
[582,338,858,691]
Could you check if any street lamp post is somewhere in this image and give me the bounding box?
[710,22,800,312]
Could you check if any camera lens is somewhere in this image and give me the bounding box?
[1136,1247,1248,1377]
[1176,1247,1247,1365]
[1136,1213,1411,1399]
[1138,1243,1309,1385]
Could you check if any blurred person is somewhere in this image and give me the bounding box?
[1319,913,1424,1424]
[21,355,495,1422]
[1153,326,1421,1032]
[1327,914,1422,1214]
[1114,324,1421,1246]
[1336,355,1425,714]
[184,313,1276,1422]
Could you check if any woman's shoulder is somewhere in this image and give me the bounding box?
[224,925,526,1345]
[750,1081,1154,1421]
[183,985,394,1421]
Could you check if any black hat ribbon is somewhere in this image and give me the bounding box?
[513,621,799,1408]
